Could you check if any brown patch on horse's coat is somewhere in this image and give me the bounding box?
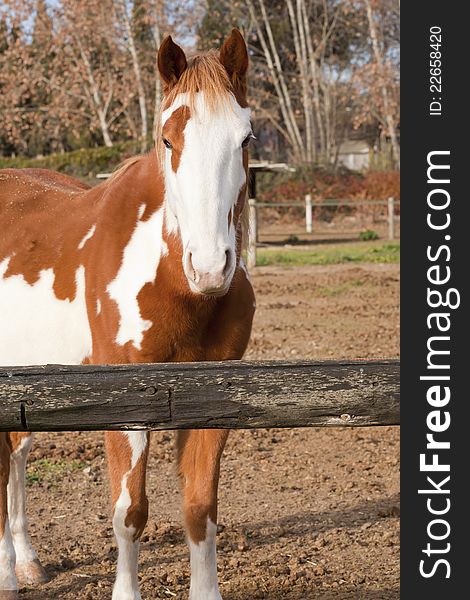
[177,429,229,543]
[7,432,31,453]
[106,432,132,506]
[0,168,94,299]
[125,449,149,541]
[162,105,191,172]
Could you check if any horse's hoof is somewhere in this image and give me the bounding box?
[0,591,18,600]
[15,559,49,585]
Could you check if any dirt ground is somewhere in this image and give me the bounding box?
[20,263,400,599]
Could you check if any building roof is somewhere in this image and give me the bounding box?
[338,140,370,155]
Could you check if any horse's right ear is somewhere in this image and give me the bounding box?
[158,36,187,90]
[220,29,248,84]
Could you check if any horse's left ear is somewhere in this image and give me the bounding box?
[220,29,248,85]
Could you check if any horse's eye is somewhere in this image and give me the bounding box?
[242,133,254,148]
[163,138,172,150]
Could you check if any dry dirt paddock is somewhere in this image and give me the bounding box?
[20,263,399,600]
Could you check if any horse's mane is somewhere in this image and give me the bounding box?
[106,155,143,184]
[163,50,232,111]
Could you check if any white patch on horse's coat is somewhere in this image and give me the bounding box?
[0,520,17,592]
[137,204,146,220]
[112,482,140,600]
[188,518,221,600]
[0,256,11,278]
[7,435,37,568]
[0,262,92,366]
[163,198,179,237]
[162,93,250,292]
[107,208,168,350]
[96,299,102,315]
[78,224,96,250]
[124,432,148,469]
[111,432,147,600]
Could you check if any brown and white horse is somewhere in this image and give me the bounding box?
[0,30,255,600]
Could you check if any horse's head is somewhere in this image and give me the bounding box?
[157,30,252,297]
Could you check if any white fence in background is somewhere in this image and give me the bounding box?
[246,196,399,269]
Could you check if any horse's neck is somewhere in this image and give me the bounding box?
[104,150,164,212]
[95,150,191,300]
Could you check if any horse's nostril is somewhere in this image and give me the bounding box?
[223,249,233,277]
[186,251,197,282]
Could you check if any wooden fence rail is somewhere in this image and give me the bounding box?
[0,359,399,432]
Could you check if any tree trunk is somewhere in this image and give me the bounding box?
[286,0,315,163]
[247,0,305,163]
[98,114,114,147]
[301,0,326,160]
[115,0,148,152]
[365,0,400,168]
[151,18,162,140]
[75,37,114,147]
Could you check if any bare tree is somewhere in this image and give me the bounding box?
[364,0,400,167]
[114,0,149,150]
[0,0,399,168]
[246,0,305,162]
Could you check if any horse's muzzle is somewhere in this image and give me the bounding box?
[184,247,235,296]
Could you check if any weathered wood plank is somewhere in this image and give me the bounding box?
[0,360,400,432]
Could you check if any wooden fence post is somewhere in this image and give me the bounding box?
[247,198,257,269]
[305,194,313,233]
[387,197,395,240]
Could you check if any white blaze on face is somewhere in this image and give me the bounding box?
[162,92,251,294]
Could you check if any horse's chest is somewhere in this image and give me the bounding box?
[0,260,92,366]
[104,299,215,363]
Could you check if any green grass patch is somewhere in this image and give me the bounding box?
[256,241,400,267]
[26,458,86,486]
[359,229,379,241]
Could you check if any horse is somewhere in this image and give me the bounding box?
[0,29,255,600]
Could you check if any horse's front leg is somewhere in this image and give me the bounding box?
[0,434,17,600]
[7,433,48,587]
[106,432,149,600]
[177,429,229,600]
